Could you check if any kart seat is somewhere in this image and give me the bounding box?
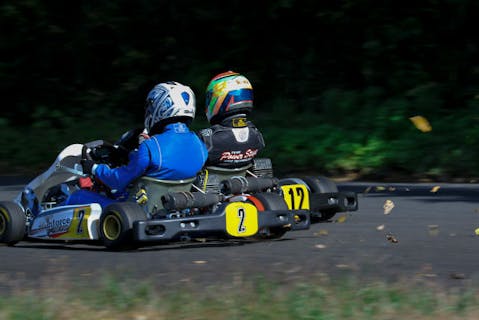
[197,164,252,193]
[133,176,196,213]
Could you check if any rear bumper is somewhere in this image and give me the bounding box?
[310,191,358,212]
[134,209,310,242]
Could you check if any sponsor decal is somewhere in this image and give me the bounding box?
[232,117,247,127]
[30,209,75,237]
[33,216,72,236]
[200,128,213,137]
[219,149,258,161]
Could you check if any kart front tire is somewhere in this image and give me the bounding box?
[99,202,146,251]
[0,201,26,246]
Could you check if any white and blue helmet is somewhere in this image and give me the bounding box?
[144,81,196,132]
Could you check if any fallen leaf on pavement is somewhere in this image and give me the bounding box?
[314,229,329,236]
[450,273,465,279]
[428,225,439,236]
[383,200,395,215]
[386,233,398,243]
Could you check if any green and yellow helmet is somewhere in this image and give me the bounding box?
[205,71,253,124]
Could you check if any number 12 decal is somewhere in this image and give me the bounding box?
[281,184,310,210]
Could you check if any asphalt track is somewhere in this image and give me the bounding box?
[1,178,479,294]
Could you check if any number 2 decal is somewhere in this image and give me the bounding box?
[225,202,258,237]
[77,209,85,234]
[281,184,310,210]
[237,208,246,233]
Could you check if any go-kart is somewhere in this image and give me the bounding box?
[0,135,311,251]
[196,158,358,224]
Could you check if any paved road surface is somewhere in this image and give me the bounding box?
[1,179,479,294]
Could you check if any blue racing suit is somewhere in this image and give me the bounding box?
[66,122,208,208]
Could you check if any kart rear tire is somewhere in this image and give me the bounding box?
[0,201,26,246]
[302,176,338,222]
[302,176,338,193]
[99,202,146,251]
[247,192,289,240]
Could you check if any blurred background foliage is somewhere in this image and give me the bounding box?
[1,0,479,180]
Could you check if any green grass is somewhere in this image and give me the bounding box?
[1,275,478,320]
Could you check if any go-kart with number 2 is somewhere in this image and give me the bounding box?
[0,139,309,251]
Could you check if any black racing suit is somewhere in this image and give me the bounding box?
[198,116,265,169]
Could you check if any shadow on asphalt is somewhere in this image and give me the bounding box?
[11,237,299,252]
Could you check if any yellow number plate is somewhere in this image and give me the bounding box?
[280,184,310,210]
[225,202,258,237]
[60,206,92,239]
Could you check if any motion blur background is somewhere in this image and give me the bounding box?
[1,1,478,180]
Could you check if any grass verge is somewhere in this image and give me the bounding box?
[1,275,478,320]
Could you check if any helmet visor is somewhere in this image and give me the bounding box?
[229,88,253,108]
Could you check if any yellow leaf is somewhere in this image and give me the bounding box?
[428,225,439,236]
[336,215,347,223]
[409,115,432,132]
[383,199,395,215]
[314,229,329,236]
[430,186,440,193]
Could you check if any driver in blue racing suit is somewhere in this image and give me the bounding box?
[65,81,208,208]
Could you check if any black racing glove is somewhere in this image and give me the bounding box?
[81,159,96,175]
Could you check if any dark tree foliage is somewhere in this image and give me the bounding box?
[1,0,479,177]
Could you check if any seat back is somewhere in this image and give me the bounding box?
[196,164,252,193]
[132,176,195,214]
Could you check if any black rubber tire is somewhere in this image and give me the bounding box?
[248,192,289,240]
[278,177,310,191]
[0,201,26,246]
[302,176,338,222]
[99,202,147,251]
[302,176,338,193]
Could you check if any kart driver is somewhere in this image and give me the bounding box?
[65,81,208,208]
[198,71,265,169]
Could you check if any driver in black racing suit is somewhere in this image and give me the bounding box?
[198,71,265,169]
